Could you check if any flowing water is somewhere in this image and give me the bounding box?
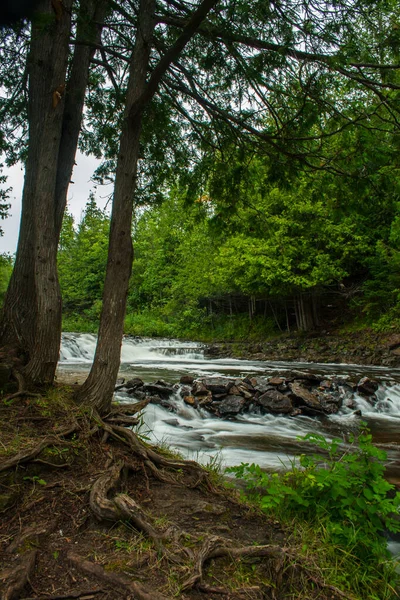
[59,333,400,477]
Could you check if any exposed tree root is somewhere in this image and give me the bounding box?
[0,425,79,473]
[107,399,150,417]
[3,368,42,403]
[22,591,103,600]
[67,552,168,600]
[89,463,167,554]
[0,549,37,600]
[101,421,213,489]
[182,537,285,591]
[0,437,64,473]
[6,524,52,554]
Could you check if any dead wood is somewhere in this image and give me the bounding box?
[0,549,37,600]
[67,552,168,600]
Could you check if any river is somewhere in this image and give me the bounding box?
[59,333,400,479]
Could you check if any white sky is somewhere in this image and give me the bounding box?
[0,151,109,254]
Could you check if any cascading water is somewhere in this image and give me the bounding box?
[59,333,400,473]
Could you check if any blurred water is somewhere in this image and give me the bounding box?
[59,333,400,472]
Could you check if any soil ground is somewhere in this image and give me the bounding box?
[0,384,392,600]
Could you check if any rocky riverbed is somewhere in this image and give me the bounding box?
[116,372,380,419]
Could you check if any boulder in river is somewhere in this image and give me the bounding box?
[289,382,323,413]
[217,395,246,415]
[257,390,293,414]
[143,383,175,398]
[357,377,379,396]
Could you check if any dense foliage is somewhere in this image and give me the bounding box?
[227,427,400,598]
[58,135,400,338]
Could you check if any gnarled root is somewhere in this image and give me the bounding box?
[89,463,167,554]
[182,536,285,592]
[67,552,167,600]
[0,549,37,600]
[0,425,79,473]
[101,421,213,489]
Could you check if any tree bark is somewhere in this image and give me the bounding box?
[78,0,219,414]
[54,0,109,239]
[1,0,73,384]
[1,0,107,385]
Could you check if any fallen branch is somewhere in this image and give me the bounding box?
[0,549,37,600]
[68,552,167,600]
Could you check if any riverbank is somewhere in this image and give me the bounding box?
[204,329,400,367]
[1,389,398,600]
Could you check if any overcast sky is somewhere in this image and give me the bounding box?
[0,152,110,254]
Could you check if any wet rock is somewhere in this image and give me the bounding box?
[249,377,274,394]
[289,382,322,411]
[357,377,379,396]
[318,393,341,414]
[218,395,246,415]
[192,381,209,396]
[198,393,213,406]
[199,377,232,394]
[257,390,293,414]
[127,389,146,400]
[319,379,333,389]
[125,377,144,390]
[163,418,180,427]
[143,383,175,398]
[180,375,194,385]
[268,377,285,386]
[183,395,197,407]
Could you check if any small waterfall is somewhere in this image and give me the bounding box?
[60,332,400,472]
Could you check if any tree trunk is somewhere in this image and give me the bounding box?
[294,294,316,332]
[78,0,219,414]
[1,0,73,384]
[54,0,108,239]
[1,0,107,384]
[77,0,157,414]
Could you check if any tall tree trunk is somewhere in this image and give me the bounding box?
[1,0,73,384]
[78,0,219,414]
[77,0,157,414]
[1,0,107,384]
[54,0,109,239]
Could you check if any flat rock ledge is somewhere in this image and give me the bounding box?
[116,374,379,419]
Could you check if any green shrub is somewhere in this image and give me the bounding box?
[227,426,400,566]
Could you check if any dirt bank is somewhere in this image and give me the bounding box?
[205,330,400,367]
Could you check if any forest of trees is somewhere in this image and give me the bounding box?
[1,0,400,413]
[55,129,400,341]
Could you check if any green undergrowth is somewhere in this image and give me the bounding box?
[227,426,400,600]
